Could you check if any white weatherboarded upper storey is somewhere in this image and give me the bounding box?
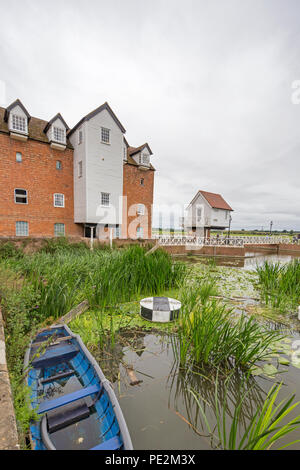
[69,104,125,225]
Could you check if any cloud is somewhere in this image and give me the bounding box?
[0,0,299,229]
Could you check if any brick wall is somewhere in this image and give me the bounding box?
[0,133,83,238]
[122,163,154,239]
[162,245,245,256]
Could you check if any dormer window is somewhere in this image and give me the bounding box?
[53,127,65,144]
[139,153,150,166]
[44,113,68,150]
[12,114,27,133]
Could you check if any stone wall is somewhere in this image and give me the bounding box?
[0,307,19,450]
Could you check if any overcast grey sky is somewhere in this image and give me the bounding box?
[1,0,300,230]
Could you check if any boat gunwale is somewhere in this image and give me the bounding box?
[23,323,133,451]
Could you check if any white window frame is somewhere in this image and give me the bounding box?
[196,207,202,223]
[14,188,28,204]
[16,152,22,163]
[54,223,65,237]
[137,204,145,215]
[52,126,66,144]
[78,161,83,178]
[11,114,27,134]
[78,128,83,145]
[139,153,150,166]
[16,221,28,237]
[137,226,144,239]
[53,193,65,208]
[101,192,110,207]
[101,127,110,144]
[56,160,62,170]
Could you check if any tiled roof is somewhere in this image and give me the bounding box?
[68,102,126,137]
[0,106,73,149]
[128,143,153,156]
[192,190,233,211]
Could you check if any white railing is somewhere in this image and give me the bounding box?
[155,235,299,247]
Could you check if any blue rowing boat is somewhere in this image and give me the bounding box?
[24,324,133,450]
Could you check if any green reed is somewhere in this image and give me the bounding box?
[173,282,282,370]
[191,377,300,450]
[256,260,300,311]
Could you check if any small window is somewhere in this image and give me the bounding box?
[140,178,144,186]
[16,221,28,236]
[16,152,22,163]
[12,114,27,133]
[78,129,83,145]
[56,160,62,170]
[54,193,65,207]
[137,226,144,239]
[101,127,110,144]
[78,161,83,178]
[101,192,110,206]
[14,188,28,204]
[53,127,65,143]
[137,204,145,215]
[197,208,202,222]
[54,223,65,237]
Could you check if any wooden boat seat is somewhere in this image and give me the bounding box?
[91,436,122,450]
[40,370,75,385]
[38,383,101,414]
[47,403,90,433]
[32,344,78,369]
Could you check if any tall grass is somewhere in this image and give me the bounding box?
[4,244,186,320]
[256,260,300,311]
[173,282,282,370]
[191,378,300,450]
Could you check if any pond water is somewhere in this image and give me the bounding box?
[176,252,300,269]
[97,327,300,450]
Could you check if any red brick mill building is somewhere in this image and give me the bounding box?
[0,99,155,240]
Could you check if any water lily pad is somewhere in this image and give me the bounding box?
[278,357,290,366]
[262,363,278,376]
[250,366,264,376]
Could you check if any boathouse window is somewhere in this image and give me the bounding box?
[14,188,28,204]
[101,127,110,144]
[16,221,28,236]
[54,193,65,207]
[54,223,65,236]
[56,160,62,170]
[137,204,145,215]
[12,114,27,133]
[101,192,110,206]
[197,208,202,222]
[16,152,22,163]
